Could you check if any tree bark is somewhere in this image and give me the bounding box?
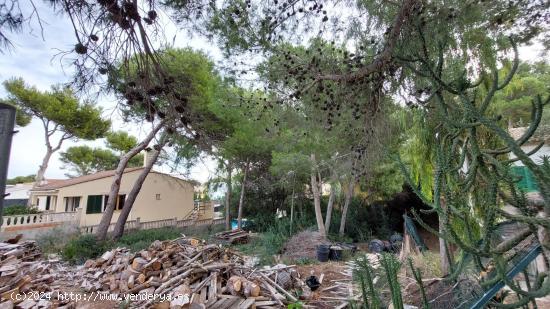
[112,145,163,239]
[339,178,355,236]
[324,182,336,234]
[310,154,326,238]
[237,160,249,229]
[225,161,232,230]
[35,148,53,185]
[96,120,165,240]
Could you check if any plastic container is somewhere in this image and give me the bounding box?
[316,244,330,262]
[329,246,343,261]
[368,239,385,253]
[306,276,320,291]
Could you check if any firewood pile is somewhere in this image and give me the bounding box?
[78,237,307,308]
[0,241,74,309]
[214,229,250,244]
[0,240,41,262]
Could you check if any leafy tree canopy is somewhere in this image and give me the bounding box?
[6,175,36,185]
[2,78,110,139]
[491,61,550,127]
[59,131,144,178]
[106,130,140,154]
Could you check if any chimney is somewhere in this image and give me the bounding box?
[143,148,151,167]
[143,148,158,167]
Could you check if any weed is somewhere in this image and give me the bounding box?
[59,224,226,263]
[295,257,317,265]
[36,227,79,254]
[62,234,112,264]
[235,217,310,265]
[410,251,442,278]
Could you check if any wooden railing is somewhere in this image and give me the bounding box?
[1,212,79,228]
[80,216,225,235]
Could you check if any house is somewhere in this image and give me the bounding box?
[28,167,212,228]
[5,183,33,207]
[509,125,550,193]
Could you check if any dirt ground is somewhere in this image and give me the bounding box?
[296,262,354,309]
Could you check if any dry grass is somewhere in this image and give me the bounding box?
[409,251,443,278]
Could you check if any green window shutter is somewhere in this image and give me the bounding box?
[524,167,539,192]
[511,166,539,193]
[86,195,103,214]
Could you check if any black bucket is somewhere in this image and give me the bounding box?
[316,244,330,262]
[329,246,343,261]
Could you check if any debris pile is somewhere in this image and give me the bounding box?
[283,230,326,261]
[78,236,309,308]
[368,233,403,253]
[0,241,73,308]
[214,228,250,244]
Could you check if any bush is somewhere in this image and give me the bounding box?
[36,227,79,254]
[62,235,112,264]
[3,205,40,215]
[59,225,228,264]
[116,227,181,252]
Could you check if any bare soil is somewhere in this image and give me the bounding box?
[296,262,354,309]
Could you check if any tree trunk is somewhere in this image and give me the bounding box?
[324,183,336,234]
[225,162,232,230]
[310,154,326,238]
[29,147,54,206]
[112,146,162,239]
[339,178,355,236]
[35,148,53,185]
[237,160,249,229]
[96,121,165,240]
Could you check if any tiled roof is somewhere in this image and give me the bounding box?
[31,167,143,191]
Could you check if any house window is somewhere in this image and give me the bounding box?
[64,197,81,212]
[86,195,103,214]
[116,194,126,210]
[87,194,126,214]
[156,194,161,200]
[45,196,51,211]
[103,195,109,211]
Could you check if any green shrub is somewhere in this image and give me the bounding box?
[62,235,112,264]
[3,205,40,215]
[36,227,79,254]
[115,227,181,251]
[236,216,315,265]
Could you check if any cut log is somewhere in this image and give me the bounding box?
[131,257,148,272]
[243,280,260,297]
[226,276,243,295]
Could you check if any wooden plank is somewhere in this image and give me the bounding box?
[238,298,256,309]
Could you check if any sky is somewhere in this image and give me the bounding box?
[0,2,547,184]
[0,1,221,183]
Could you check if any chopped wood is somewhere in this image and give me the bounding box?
[239,297,256,309]
[0,235,339,309]
[215,229,250,244]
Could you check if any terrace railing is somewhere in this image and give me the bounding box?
[0,211,79,229]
